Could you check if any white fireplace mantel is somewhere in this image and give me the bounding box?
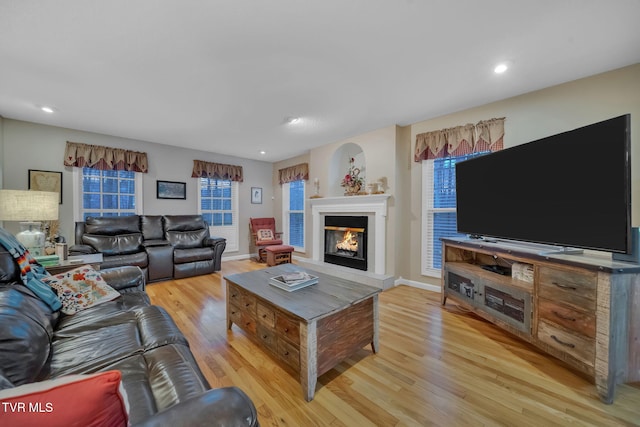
[309,194,391,275]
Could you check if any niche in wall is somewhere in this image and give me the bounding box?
[329,142,366,197]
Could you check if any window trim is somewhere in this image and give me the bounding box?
[421,159,445,278]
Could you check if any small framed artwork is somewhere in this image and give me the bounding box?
[157,180,186,200]
[28,169,63,204]
[251,187,262,204]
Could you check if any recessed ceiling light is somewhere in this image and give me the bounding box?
[41,106,55,113]
[260,150,266,155]
[494,63,508,74]
[285,117,301,125]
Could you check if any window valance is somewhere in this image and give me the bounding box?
[191,160,243,182]
[278,163,309,184]
[414,117,505,161]
[64,141,148,173]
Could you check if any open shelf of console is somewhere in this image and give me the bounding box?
[441,237,640,404]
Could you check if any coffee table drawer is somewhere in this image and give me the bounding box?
[229,284,257,314]
[257,324,277,353]
[230,302,257,335]
[276,314,299,345]
[228,284,243,306]
[278,338,300,371]
[257,303,275,327]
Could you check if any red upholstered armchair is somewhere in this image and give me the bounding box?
[249,217,283,262]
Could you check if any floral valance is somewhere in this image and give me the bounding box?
[414,117,505,161]
[64,141,148,172]
[191,160,243,182]
[278,163,309,184]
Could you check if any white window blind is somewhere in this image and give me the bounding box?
[282,180,305,252]
[422,153,487,277]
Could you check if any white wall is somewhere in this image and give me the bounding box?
[1,119,273,256]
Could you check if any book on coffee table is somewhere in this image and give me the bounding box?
[269,272,318,292]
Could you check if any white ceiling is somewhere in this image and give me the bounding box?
[1,1,639,162]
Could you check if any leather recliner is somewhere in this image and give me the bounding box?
[163,215,226,279]
[72,215,148,274]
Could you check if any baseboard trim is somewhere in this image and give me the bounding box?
[395,276,441,293]
[222,253,252,262]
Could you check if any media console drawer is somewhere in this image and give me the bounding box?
[537,320,594,367]
[538,298,595,339]
[538,266,596,311]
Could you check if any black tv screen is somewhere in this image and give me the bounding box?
[455,114,631,253]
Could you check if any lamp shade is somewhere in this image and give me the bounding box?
[0,190,59,221]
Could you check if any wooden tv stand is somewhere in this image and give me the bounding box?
[441,237,640,403]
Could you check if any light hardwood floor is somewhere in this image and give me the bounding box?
[146,260,640,426]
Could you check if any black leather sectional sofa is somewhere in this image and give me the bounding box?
[71,215,226,282]
[0,248,259,426]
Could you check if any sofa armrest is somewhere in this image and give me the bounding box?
[68,244,97,255]
[133,387,259,427]
[204,237,226,272]
[204,236,225,247]
[99,266,146,292]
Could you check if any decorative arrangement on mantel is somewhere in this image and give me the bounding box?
[340,157,365,196]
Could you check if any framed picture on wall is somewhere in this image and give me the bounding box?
[28,169,63,204]
[157,180,186,199]
[251,187,262,204]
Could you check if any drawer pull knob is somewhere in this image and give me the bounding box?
[284,328,289,332]
[551,281,576,290]
[262,314,267,318]
[552,310,576,322]
[245,303,251,307]
[551,335,576,348]
[284,351,289,356]
[262,335,268,339]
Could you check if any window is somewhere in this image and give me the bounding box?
[199,178,238,252]
[422,152,487,277]
[75,168,142,220]
[282,180,305,251]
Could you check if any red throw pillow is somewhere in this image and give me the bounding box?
[0,370,129,427]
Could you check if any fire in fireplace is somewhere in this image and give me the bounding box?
[324,216,367,271]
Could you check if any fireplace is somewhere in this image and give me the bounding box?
[324,216,368,271]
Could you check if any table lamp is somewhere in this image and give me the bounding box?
[0,189,59,256]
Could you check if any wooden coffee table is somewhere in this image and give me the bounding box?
[225,264,381,401]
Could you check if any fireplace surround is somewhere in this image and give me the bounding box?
[310,194,390,275]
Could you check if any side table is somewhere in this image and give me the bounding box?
[44,253,104,275]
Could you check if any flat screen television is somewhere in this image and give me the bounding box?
[455,114,631,254]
